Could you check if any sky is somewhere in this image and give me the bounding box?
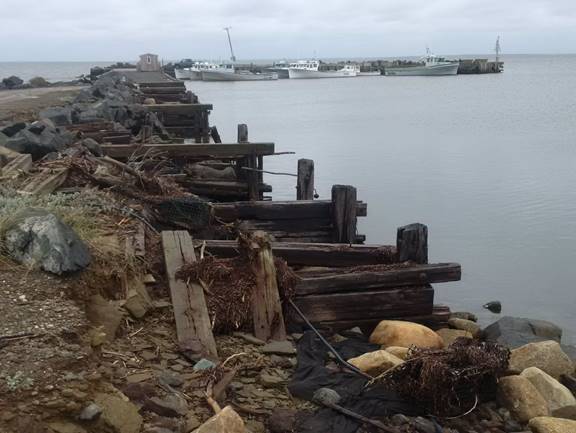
[2,0,576,61]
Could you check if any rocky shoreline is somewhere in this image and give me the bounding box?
[0,71,575,433]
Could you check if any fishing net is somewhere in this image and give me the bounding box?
[369,339,510,417]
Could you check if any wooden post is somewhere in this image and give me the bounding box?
[245,231,287,341]
[161,231,218,359]
[331,185,357,243]
[237,124,259,201]
[397,223,428,264]
[296,159,315,200]
[210,126,222,143]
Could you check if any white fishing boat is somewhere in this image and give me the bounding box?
[357,70,381,76]
[288,60,358,79]
[385,52,459,76]
[175,62,221,81]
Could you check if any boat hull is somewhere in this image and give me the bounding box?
[288,69,357,79]
[201,71,278,81]
[174,69,202,81]
[263,67,290,79]
[358,71,381,76]
[385,63,459,76]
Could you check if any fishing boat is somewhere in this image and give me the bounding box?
[263,61,290,79]
[385,52,459,76]
[288,60,358,79]
[201,27,278,81]
[175,62,221,80]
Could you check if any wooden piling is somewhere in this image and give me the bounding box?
[397,223,428,264]
[237,124,259,201]
[246,231,287,341]
[296,159,315,200]
[331,185,357,243]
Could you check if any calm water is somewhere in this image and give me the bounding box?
[2,56,575,341]
[185,55,576,342]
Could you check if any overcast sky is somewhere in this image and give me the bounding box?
[2,0,576,61]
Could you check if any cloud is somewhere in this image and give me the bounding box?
[1,0,576,60]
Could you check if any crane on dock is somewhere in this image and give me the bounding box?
[223,27,236,62]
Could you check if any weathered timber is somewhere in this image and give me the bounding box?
[296,159,315,200]
[19,168,68,195]
[332,185,358,243]
[397,223,428,264]
[237,124,259,200]
[145,103,213,114]
[247,232,287,341]
[310,304,450,332]
[295,263,461,296]
[210,126,222,144]
[161,231,218,359]
[139,81,185,88]
[140,87,188,94]
[1,154,32,179]
[292,286,434,322]
[201,240,398,267]
[212,200,367,221]
[183,180,272,198]
[237,124,249,143]
[101,143,275,159]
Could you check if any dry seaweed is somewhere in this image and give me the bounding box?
[369,339,510,417]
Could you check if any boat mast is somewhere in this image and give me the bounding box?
[223,27,236,62]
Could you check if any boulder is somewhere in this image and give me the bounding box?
[369,320,444,349]
[347,350,403,376]
[29,76,50,87]
[4,209,91,274]
[484,316,562,349]
[509,341,573,379]
[529,416,576,433]
[4,125,73,160]
[192,406,244,433]
[1,122,27,137]
[450,311,478,322]
[94,391,142,433]
[2,75,24,89]
[521,367,576,412]
[497,375,549,423]
[385,346,410,360]
[448,318,481,337]
[437,328,473,347]
[39,106,73,126]
[552,405,576,420]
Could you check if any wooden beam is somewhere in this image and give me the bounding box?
[101,143,275,159]
[331,185,357,243]
[397,223,428,264]
[247,232,286,341]
[19,168,68,195]
[1,154,32,179]
[145,103,213,113]
[295,263,461,296]
[139,81,186,88]
[292,286,434,322]
[202,240,398,267]
[296,159,314,200]
[212,200,367,221]
[140,87,188,94]
[161,231,218,359]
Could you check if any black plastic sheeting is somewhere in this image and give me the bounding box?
[288,331,424,433]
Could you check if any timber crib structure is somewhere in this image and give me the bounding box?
[89,70,461,352]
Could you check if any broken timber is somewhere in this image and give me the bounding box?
[161,231,218,359]
[101,143,275,160]
[18,168,68,195]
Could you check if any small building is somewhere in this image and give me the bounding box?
[137,53,161,72]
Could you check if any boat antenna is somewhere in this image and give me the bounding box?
[223,27,236,62]
[495,36,501,63]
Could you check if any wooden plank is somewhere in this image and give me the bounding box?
[213,200,367,221]
[19,168,68,195]
[101,143,275,159]
[296,159,315,200]
[292,286,434,322]
[139,81,186,88]
[332,185,357,243]
[161,231,218,359]
[1,154,32,179]
[295,263,461,296]
[146,103,213,113]
[247,232,287,341]
[141,87,188,94]
[397,223,428,264]
[202,240,398,267]
[183,181,272,198]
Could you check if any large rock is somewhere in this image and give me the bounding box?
[193,406,244,433]
[498,375,549,423]
[529,416,576,433]
[94,391,142,433]
[509,341,573,379]
[2,75,24,89]
[4,124,73,160]
[38,106,73,126]
[437,328,473,347]
[347,350,403,376]
[521,367,576,412]
[4,209,91,274]
[448,318,481,337]
[369,320,444,349]
[552,405,576,420]
[484,316,563,349]
[385,346,410,360]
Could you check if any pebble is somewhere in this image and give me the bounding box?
[78,402,102,421]
[390,414,410,426]
[261,340,296,355]
[157,371,184,387]
[193,358,216,371]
